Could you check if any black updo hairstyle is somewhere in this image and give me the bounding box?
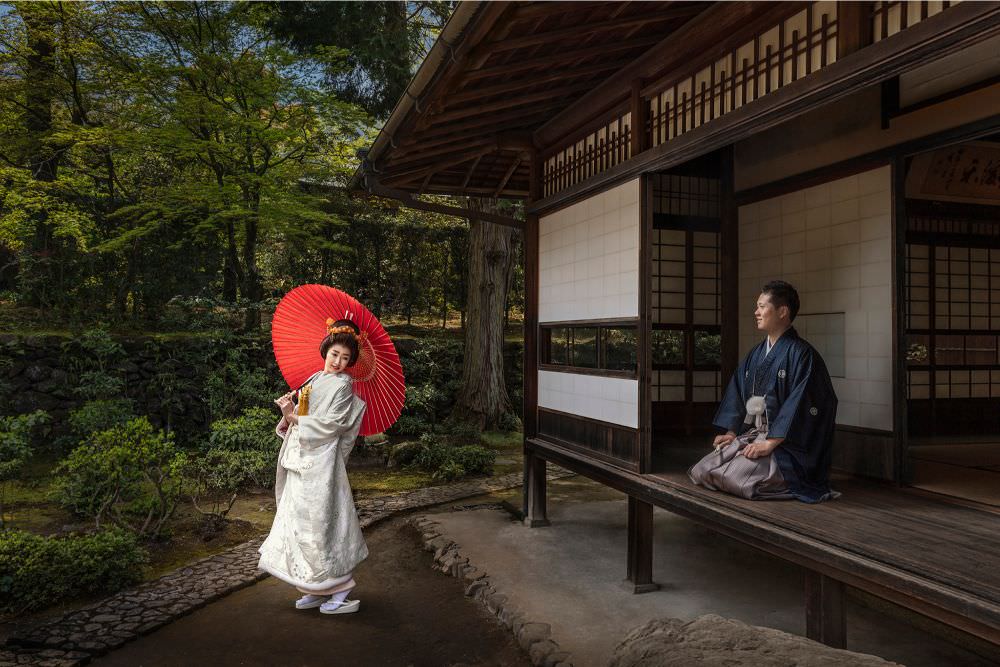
[319,319,361,367]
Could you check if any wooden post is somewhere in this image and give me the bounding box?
[805,571,846,648]
[638,175,653,473]
[624,496,660,593]
[523,450,549,527]
[720,145,740,385]
[891,156,909,486]
[837,2,874,59]
[630,79,648,157]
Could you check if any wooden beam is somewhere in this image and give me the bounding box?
[410,101,569,141]
[448,61,625,106]
[805,572,847,649]
[493,156,522,197]
[362,183,524,228]
[462,36,663,82]
[462,154,483,189]
[719,146,740,388]
[425,82,594,125]
[529,1,1000,215]
[487,6,704,54]
[383,138,497,170]
[535,2,801,147]
[386,149,493,185]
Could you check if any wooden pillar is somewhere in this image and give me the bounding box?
[891,156,909,485]
[630,79,648,157]
[805,571,846,649]
[638,175,653,473]
[522,153,546,527]
[837,2,874,59]
[624,496,659,593]
[719,146,739,387]
[523,450,549,527]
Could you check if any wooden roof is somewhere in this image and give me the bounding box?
[357,1,711,200]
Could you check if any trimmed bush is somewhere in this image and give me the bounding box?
[67,398,137,443]
[0,528,146,615]
[51,417,186,538]
[411,435,497,481]
[208,407,278,452]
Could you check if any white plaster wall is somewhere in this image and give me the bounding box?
[538,179,640,323]
[538,370,638,429]
[738,167,893,431]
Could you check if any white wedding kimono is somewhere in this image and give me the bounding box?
[258,371,369,592]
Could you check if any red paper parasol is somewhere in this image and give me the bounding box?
[271,284,405,436]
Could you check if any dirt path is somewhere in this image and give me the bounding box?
[93,515,530,667]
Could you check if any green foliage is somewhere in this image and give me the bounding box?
[203,407,280,489]
[184,448,271,522]
[65,327,127,400]
[51,417,186,538]
[0,528,146,615]
[66,398,136,444]
[388,414,429,437]
[202,342,283,422]
[0,410,49,483]
[411,434,496,482]
[207,407,277,452]
[0,410,49,527]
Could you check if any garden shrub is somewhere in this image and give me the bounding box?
[0,528,146,615]
[411,435,496,481]
[185,448,271,522]
[51,417,186,538]
[67,398,136,444]
[66,327,127,400]
[202,341,282,421]
[0,410,50,526]
[208,407,278,452]
[389,414,430,437]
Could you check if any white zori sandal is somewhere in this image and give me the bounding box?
[320,597,360,614]
[295,594,329,610]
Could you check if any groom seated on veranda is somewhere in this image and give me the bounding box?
[688,280,840,503]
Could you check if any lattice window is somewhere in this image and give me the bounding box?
[905,238,1000,402]
[542,113,632,197]
[649,2,838,147]
[540,324,638,374]
[872,1,959,43]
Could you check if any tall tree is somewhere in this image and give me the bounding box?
[451,199,516,429]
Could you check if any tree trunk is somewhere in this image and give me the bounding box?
[21,6,59,308]
[452,198,515,430]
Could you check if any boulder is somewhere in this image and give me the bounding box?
[608,615,901,667]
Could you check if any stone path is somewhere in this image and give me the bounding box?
[412,514,575,667]
[2,468,574,667]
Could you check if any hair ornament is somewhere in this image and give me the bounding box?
[326,318,358,339]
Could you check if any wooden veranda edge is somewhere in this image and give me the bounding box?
[527,2,1000,217]
[525,437,1000,645]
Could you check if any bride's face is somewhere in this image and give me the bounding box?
[324,344,352,373]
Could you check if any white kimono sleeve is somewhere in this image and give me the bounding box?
[296,381,356,447]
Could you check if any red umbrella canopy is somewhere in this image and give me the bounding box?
[271,284,405,436]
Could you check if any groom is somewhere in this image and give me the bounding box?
[692,280,839,503]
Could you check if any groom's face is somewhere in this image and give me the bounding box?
[754,293,787,333]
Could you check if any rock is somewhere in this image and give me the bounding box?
[517,623,551,651]
[485,593,507,615]
[387,441,424,468]
[544,651,571,667]
[465,580,489,598]
[89,614,120,623]
[529,640,559,666]
[608,615,901,667]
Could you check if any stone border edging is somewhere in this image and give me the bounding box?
[2,467,575,667]
[411,513,575,667]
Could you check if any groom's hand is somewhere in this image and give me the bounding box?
[712,432,736,450]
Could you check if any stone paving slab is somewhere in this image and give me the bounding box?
[2,467,574,667]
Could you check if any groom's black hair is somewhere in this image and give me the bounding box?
[319,319,361,366]
[761,280,800,321]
